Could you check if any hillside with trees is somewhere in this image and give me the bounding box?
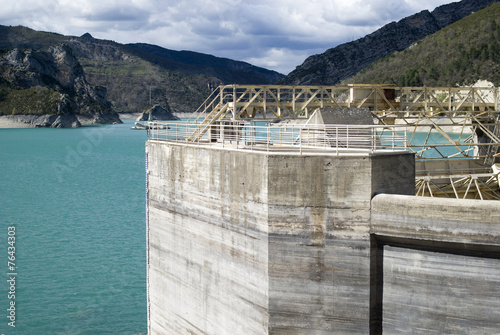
[345,3,500,87]
[0,44,120,127]
[280,0,499,86]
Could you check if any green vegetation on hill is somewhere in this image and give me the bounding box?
[346,3,500,86]
[0,86,62,115]
[281,0,500,85]
[0,25,66,49]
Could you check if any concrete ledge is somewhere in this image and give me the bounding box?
[370,194,500,334]
[371,194,500,245]
[147,139,408,157]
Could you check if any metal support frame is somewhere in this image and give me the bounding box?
[182,84,500,199]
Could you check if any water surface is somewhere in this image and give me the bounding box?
[0,120,147,335]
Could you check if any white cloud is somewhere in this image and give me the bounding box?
[244,47,320,74]
[1,0,456,74]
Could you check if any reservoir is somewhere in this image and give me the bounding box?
[0,120,147,335]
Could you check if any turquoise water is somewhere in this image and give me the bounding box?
[0,120,147,335]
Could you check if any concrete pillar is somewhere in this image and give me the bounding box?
[146,140,414,334]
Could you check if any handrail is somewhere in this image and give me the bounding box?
[187,86,225,123]
[149,121,408,155]
[179,84,500,162]
[147,121,500,161]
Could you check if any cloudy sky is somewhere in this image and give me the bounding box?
[1,0,456,74]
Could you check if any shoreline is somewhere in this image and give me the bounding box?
[0,116,38,129]
[0,112,195,128]
[119,112,195,119]
[1,113,136,128]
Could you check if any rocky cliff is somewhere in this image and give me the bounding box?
[0,44,121,127]
[280,0,500,85]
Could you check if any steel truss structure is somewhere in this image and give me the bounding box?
[187,84,500,199]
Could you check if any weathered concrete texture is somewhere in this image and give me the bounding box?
[310,107,374,125]
[147,142,270,335]
[146,139,415,335]
[148,138,500,335]
[371,195,500,334]
[267,154,414,334]
[371,194,500,244]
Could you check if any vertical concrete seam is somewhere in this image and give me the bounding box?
[266,154,271,334]
[145,143,151,334]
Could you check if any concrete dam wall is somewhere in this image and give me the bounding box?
[146,140,500,334]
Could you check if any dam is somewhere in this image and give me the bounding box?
[146,85,500,334]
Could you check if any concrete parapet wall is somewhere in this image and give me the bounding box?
[371,195,500,334]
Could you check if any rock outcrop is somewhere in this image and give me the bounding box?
[0,45,121,127]
[136,104,180,122]
[280,0,500,85]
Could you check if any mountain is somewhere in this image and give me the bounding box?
[344,3,500,86]
[0,25,284,122]
[280,0,500,85]
[0,44,120,127]
[125,43,283,84]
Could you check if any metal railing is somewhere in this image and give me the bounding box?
[180,84,500,162]
[147,121,407,154]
